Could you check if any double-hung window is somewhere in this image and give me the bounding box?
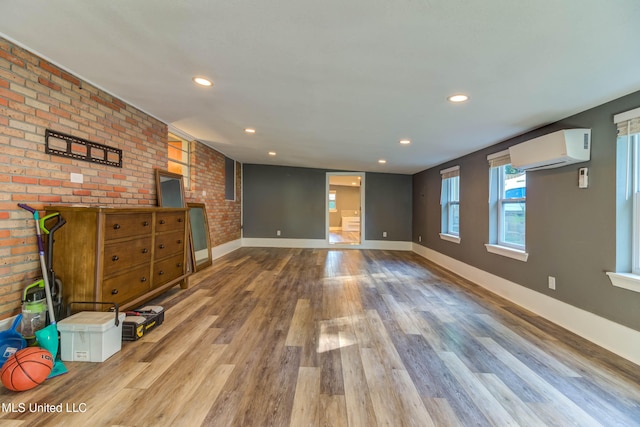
[607,107,640,292]
[498,165,526,249]
[440,166,460,243]
[486,150,528,261]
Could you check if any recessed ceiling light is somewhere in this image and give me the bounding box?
[378,159,387,164]
[193,77,213,87]
[351,182,357,185]
[399,139,411,145]
[244,128,256,134]
[268,151,276,156]
[448,94,469,103]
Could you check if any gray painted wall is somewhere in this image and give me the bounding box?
[243,164,326,238]
[243,165,412,241]
[365,172,412,241]
[413,89,640,332]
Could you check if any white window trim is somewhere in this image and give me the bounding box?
[485,243,529,262]
[607,107,640,287]
[497,166,526,251]
[439,233,461,244]
[486,159,527,258]
[606,272,640,293]
[440,165,460,238]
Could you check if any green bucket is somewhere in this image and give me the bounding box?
[21,280,48,344]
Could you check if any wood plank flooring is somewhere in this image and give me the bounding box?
[0,248,639,426]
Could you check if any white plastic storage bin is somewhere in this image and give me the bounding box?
[58,311,125,362]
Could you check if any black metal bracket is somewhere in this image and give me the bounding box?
[45,129,122,168]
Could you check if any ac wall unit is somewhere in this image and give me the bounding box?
[508,129,591,171]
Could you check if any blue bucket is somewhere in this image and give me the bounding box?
[0,314,26,366]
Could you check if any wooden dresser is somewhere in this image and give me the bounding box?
[44,206,190,313]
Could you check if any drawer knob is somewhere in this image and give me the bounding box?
[140,277,147,282]
[113,224,121,230]
[112,255,119,262]
[142,248,148,254]
[143,221,149,226]
[160,219,166,224]
[177,239,182,244]
[177,262,182,267]
[159,244,165,249]
[159,270,164,276]
[111,289,119,295]
[178,218,183,223]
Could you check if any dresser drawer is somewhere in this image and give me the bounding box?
[153,254,185,286]
[104,213,153,241]
[102,237,153,277]
[102,264,152,306]
[155,230,185,258]
[156,211,186,234]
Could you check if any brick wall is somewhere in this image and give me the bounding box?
[187,142,242,247]
[0,37,242,319]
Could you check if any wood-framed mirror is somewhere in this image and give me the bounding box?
[155,169,194,274]
[155,169,186,208]
[187,203,212,271]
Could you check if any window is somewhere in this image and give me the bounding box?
[497,165,526,249]
[168,132,190,189]
[607,107,640,292]
[440,166,460,243]
[328,190,337,212]
[486,150,528,261]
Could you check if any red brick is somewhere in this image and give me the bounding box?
[0,50,24,67]
[38,195,61,203]
[0,88,25,103]
[38,77,61,91]
[39,60,62,77]
[39,178,61,186]
[61,72,80,87]
[12,176,38,185]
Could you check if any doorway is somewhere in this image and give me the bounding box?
[327,172,364,245]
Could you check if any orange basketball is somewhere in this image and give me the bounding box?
[1,347,53,391]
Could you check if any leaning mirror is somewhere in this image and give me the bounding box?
[155,169,186,208]
[155,169,194,275]
[187,203,212,271]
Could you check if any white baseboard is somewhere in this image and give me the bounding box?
[359,240,412,251]
[412,243,640,366]
[211,238,242,260]
[242,238,328,248]
[241,238,412,251]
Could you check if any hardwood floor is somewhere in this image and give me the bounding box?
[329,231,360,244]
[0,248,639,426]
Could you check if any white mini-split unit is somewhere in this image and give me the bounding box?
[509,129,591,171]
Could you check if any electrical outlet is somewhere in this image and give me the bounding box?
[419,235,422,242]
[382,231,387,238]
[70,173,83,183]
[276,230,281,236]
[548,276,556,290]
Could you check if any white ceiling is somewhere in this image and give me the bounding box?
[1,1,640,174]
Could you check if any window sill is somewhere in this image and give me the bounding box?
[485,244,529,262]
[439,233,461,244]
[606,272,640,293]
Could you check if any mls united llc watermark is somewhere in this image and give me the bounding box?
[1,402,88,413]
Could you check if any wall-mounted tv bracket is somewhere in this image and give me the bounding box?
[45,129,122,168]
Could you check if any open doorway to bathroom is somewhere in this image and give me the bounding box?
[327,172,364,245]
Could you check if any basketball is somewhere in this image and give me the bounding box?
[1,347,54,391]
